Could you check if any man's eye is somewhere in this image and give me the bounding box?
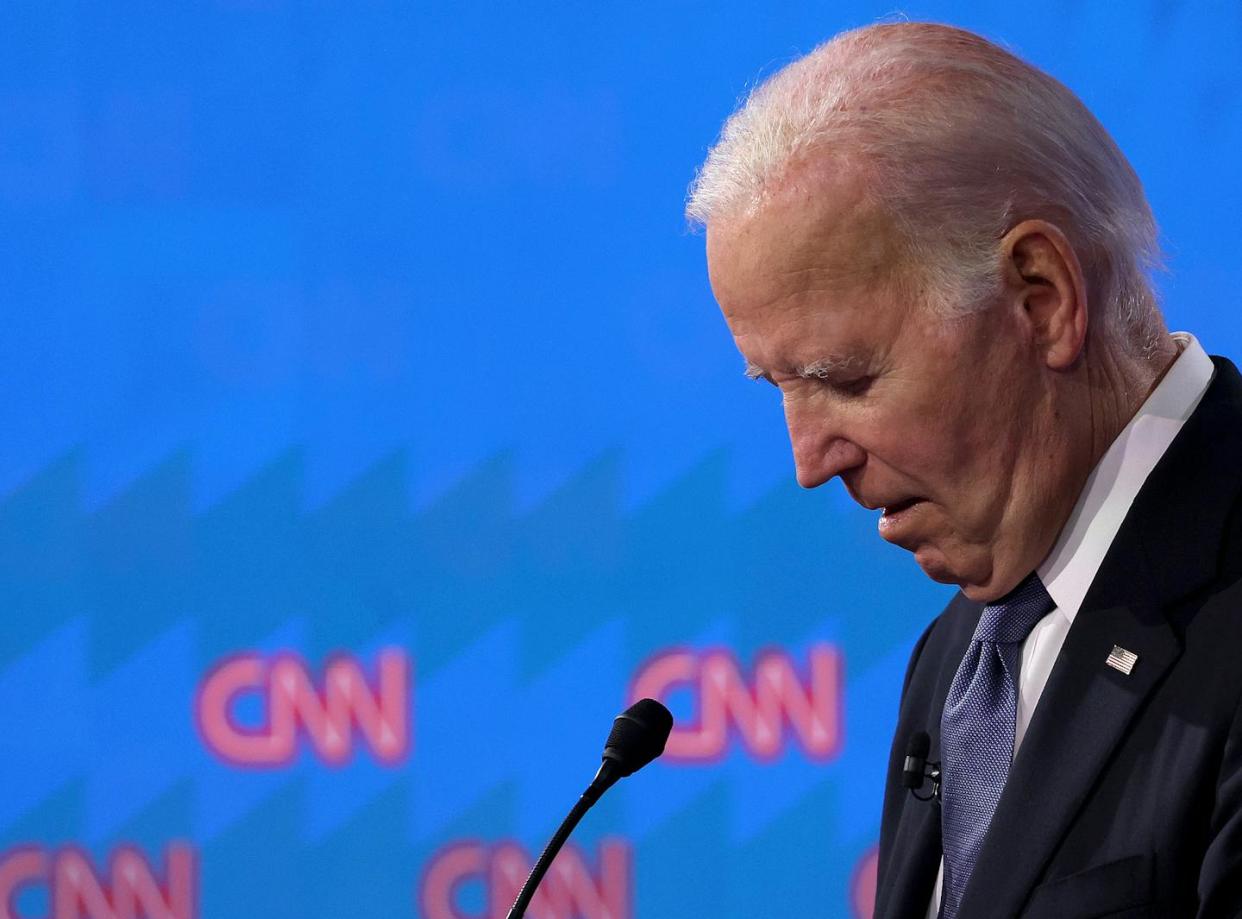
[837,376,873,396]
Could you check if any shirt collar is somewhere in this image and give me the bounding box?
[1036,332,1215,623]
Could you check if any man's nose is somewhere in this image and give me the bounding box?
[786,407,866,489]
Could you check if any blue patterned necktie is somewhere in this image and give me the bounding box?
[939,572,1054,918]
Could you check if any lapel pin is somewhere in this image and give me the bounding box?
[1106,645,1139,675]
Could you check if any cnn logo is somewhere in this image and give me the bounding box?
[419,839,630,919]
[0,843,196,919]
[194,649,411,767]
[630,644,843,762]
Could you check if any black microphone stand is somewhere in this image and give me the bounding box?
[504,698,670,919]
[505,760,620,919]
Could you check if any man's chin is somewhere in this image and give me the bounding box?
[912,545,976,589]
[914,548,1013,601]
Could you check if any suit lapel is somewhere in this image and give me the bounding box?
[880,790,942,919]
[957,584,1179,918]
[879,602,980,919]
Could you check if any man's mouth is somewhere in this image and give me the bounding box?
[881,497,923,517]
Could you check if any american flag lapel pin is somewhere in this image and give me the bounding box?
[1106,645,1139,675]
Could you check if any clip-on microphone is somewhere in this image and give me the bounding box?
[902,731,941,801]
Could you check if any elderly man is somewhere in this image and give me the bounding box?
[689,22,1242,919]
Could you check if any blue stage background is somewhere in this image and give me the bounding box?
[2,2,1239,917]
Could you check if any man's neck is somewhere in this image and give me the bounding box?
[1084,331,1181,473]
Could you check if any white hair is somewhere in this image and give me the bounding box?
[687,22,1163,354]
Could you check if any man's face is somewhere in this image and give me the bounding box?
[706,169,1065,600]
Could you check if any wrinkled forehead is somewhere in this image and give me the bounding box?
[705,163,908,315]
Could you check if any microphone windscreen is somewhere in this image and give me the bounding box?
[902,731,931,789]
[602,698,674,777]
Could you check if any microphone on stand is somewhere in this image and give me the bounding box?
[505,698,674,919]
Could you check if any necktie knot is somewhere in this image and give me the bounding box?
[972,572,1054,645]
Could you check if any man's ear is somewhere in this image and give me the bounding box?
[1000,219,1088,371]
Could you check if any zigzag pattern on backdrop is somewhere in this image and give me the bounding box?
[0,444,943,674]
[0,609,915,846]
[1,3,1238,916]
[0,446,944,913]
[3,2,1239,526]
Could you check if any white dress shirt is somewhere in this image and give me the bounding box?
[924,332,1215,918]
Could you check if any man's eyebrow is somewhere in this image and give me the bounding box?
[743,356,863,383]
[796,355,864,379]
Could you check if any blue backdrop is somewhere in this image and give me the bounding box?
[2,2,1239,917]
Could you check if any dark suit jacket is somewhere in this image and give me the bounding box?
[875,356,1242,919]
